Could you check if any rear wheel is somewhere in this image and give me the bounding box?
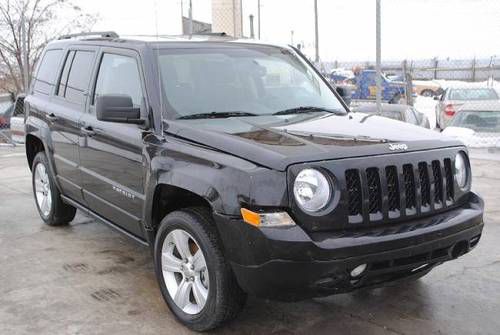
[32,152,76,225]
[154,208,246,331]
[389,93,402,104]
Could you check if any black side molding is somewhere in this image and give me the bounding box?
[61,195,150,247]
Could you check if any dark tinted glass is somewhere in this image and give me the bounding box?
[57,51,75,97]
[64,51,95,105]
[33,49,63,95]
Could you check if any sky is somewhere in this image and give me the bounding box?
[73,0,500,61]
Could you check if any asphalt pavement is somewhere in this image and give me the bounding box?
[1,145,499,335]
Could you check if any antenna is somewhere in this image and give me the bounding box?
[153,0,164,134]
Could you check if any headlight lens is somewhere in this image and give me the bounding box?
[293,169,331,212]
[454,152,468,189]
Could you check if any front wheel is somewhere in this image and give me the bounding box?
[32,151,76,225]
[154,208,246,331]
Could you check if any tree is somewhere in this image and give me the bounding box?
[0,0,98,93]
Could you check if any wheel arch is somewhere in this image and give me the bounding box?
[26,133,45,170]
[25,119,61,192]
[146,183,215,240]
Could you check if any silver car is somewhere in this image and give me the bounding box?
[353,103,431,128]
[435,87,499,129]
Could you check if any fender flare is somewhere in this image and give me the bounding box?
[25,118,62,192]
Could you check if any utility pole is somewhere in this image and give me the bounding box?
[188,0,193,38]
[314,0,319,63]
[290,30,294,45]
[375,0,382,113]
[257,0,261,39]
[249,15,255,39]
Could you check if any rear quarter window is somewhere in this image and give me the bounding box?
[33,49,63,95]
[58,50,95,105]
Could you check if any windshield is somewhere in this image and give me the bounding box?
[449,88,498,101]
[157,45,346,119]
[450,111,500,132]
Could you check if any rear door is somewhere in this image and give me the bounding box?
[49,47,98,203]
[78,48,146,238]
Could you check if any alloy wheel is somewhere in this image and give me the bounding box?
[161,229,210,315]
[34,162,52,217]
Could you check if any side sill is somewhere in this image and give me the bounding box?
[61,195,150,247]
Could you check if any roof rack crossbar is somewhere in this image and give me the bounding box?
[58,31,119,40]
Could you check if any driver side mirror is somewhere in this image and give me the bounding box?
[96,94,145,125]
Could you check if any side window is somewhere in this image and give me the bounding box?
[13,96,25,117]
[64,51,95,105]
[93,53,143,108]
[441,89,448,101]
[57,51,75,98]
[33,49,63,95]
[405,108,418,124]
[411,107,423,124]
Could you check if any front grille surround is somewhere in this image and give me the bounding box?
[287,148,468,232]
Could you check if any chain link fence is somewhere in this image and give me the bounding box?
[0,94,24,147]
[322,57,500,159]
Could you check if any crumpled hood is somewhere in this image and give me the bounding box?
[166,112,463,171]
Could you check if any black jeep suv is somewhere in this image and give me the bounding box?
[24,32,484,331]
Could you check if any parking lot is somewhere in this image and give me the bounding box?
[0,145,498,335]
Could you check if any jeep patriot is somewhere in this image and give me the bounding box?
[24,32,484,331]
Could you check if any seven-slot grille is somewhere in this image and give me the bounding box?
[345,158,454,223]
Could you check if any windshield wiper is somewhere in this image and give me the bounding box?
[178,111,258,120]
[272,106,345,116]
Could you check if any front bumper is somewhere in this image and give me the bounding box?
[214,192,484,301]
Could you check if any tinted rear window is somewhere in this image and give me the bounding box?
[61,50,95,105]
[449,88,498,101]
[33,49,63,95]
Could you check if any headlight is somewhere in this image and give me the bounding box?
[454,152,468,189]
[293,168,331,212]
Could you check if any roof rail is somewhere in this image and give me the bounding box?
[58,31,119,40]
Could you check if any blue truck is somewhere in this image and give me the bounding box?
[350,69,406,103]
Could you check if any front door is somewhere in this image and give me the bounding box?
[78,49,146,238]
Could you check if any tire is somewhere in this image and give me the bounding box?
[32,151,76,226]
[421,89,434,97]
[154,208,247,331]
[389,93,401,104]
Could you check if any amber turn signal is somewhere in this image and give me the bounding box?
[240,208,296,228]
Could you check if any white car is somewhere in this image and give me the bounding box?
[441,101,500,149]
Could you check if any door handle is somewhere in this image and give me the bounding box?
[81,126,96,137]
[47,113,58,122]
